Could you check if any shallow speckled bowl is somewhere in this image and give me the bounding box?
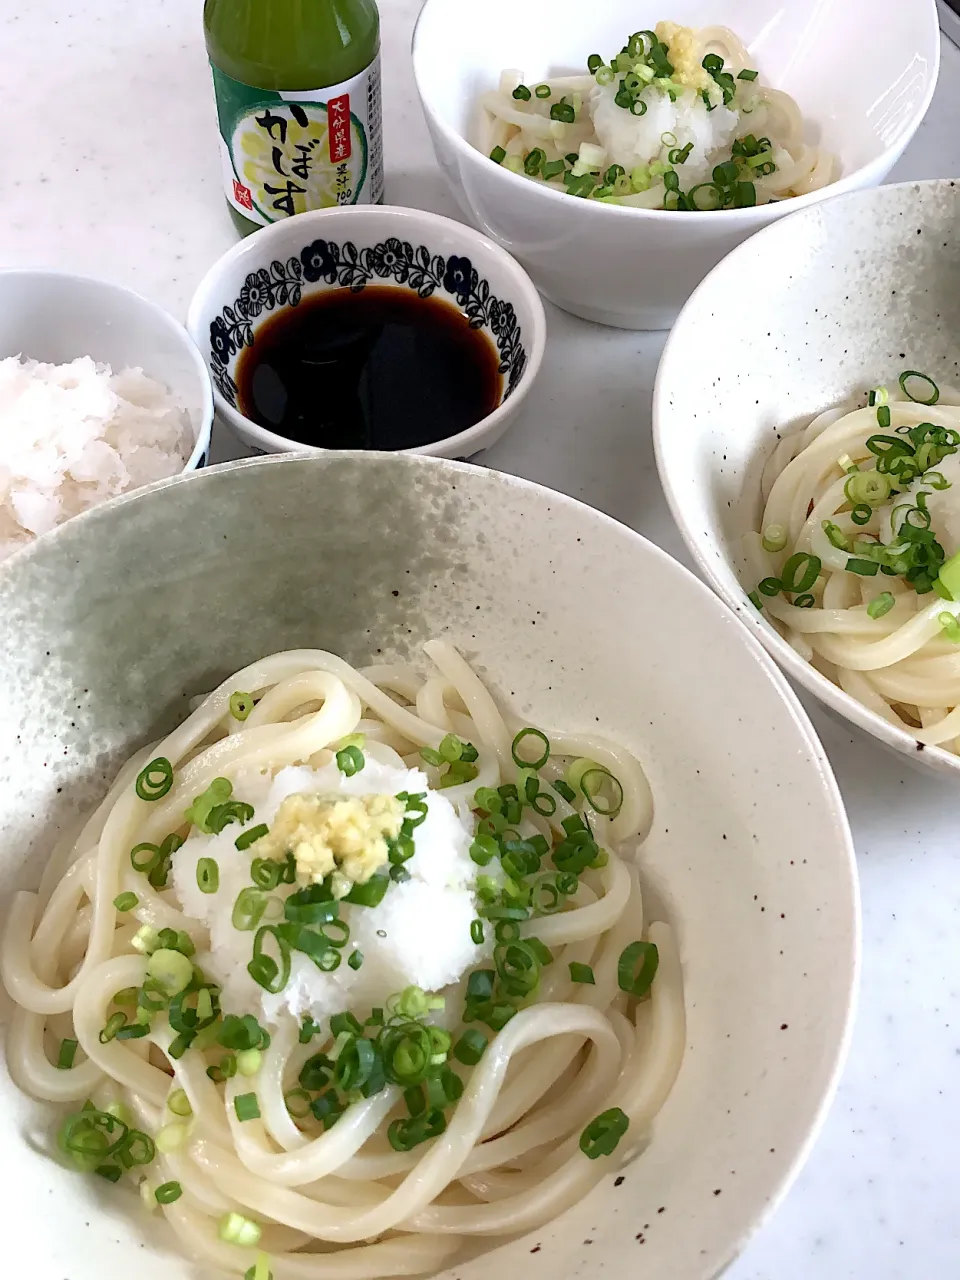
[0,454,857,1280]
[653,178,960,777]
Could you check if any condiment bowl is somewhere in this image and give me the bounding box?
[0,269,212,471]
[653,178,960,778]
[0,452,857,1280]
[413,0,940,329]
[186,206,546,459]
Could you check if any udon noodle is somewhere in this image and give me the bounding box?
[747,371,960,753]
[1,641,684,1278]
[476,23,837,211]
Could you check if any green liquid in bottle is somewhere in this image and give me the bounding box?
[204,0,383,235]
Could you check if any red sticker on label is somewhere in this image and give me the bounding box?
[233,178,254,211]
[328,95,352,163]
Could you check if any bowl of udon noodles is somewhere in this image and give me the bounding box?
[654,178,960,778]
[0,453,857,1280]
[412,0,939,329]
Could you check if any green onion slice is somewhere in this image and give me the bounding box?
[234,1092,261,1122]
[510,727,550,769]
[617,940,660,998]
[569,962,596,984]
[236,823,269,851]
[899,370,939,405]
[229,691,254,721]
[135,758,174,802]
[580,1106,630,1158]
[196,857,219,894]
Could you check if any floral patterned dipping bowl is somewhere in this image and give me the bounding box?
[187,206,546,459]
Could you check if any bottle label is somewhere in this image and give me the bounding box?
[210,55,384,225]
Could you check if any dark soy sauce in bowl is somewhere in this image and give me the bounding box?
[235,286,503,450]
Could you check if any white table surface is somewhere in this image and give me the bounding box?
[3,3,960,1276]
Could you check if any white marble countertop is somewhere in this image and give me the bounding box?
[3,2,960,1276]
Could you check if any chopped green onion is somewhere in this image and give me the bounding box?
[512,84,532,100]
[219,1212,262,1247]
[454,1028,488,1065]
[284,1087,312,1118]
[130,842,161,873]
[348,949,364,970]
[939,612,960,642]
[617,940,660,998]
[846,557,880,577]
[553,778,576,803]
[511,727,550,769]
[387,1107,447,1151]
[580,1106,630,1158]
[780,552,821,593]
[867,592,896,619]
[237,1049,263,1077]
[113,892,138,912]
[850,504,873,526]
[876,404,892,429]
[135,757,174,801]
[234,1092,261,1122]
[900,370,939,405]
[299,1052,334,1091]
[579,767,624,817]
[569,962,596,984]
[758,576,782,597]
[230,692,254,721]
[57,1038,78,1069]
[737,68,759,80]
[587,53,603,72]
[146,948,193,998]
[550,100,576,123]
[207,800,255,834]
[844,470,891,506]
[232,887,267,931]
[761,524,787,553]
[196,857,219,894]
[167,1089,192,1117]
[236,823,269,851]
[155,1181,183,1205]
[336,745,364,776]
[793,593,815,609]
[469,833,499,866]
[822,521,851,552]
[535,83,551,98]
[244,1253,273,1280]
[184,777,232,831]
[344,875,389,907]
[470,919,485,945]
[938,549,960,600]
[489,145,506,164]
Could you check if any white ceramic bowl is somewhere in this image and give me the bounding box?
[0,453,857,1280]
[0,269,212,470]
[413,0,940,330]
[187,206,546,460]
[653,178,960,777]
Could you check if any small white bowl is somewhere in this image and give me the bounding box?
[653,178,960,778]
[413,0,940,330]
[187,205,546,459]
[0,452,857,1280]
[0,270,212,471]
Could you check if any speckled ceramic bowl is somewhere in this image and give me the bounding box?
[653,178,960,776]
[0,454,857,1280]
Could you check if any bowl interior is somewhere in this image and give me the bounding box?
[0,454,857,1280]
[0,271,211,464]
[415,0,939,177]
[654,178,960,772]
[187,208,536,450]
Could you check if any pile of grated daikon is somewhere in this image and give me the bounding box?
[0,355,190,562]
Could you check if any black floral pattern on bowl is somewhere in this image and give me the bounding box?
[208,237,527,415]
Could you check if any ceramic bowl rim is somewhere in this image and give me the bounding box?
[411,0,941,228]
[652,176,960,777]
[185,206,548,458]
[0,266,213,472]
